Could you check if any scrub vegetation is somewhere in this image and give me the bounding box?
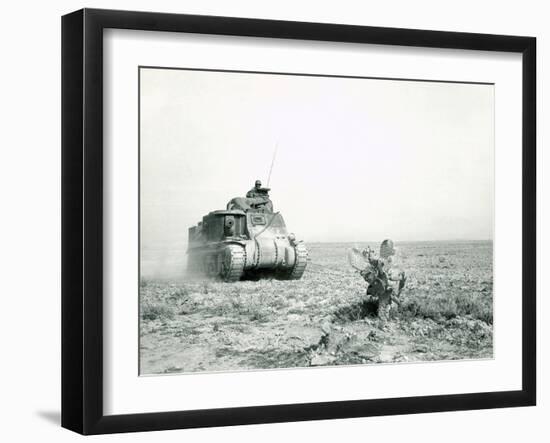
[140,241,493,374]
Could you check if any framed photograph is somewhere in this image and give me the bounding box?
[61,8,536,435]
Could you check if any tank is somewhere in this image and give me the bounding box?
[186,201,307,282]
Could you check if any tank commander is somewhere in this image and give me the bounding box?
[245,179,273,212]
[226,180,273,212]
[247,180,265,198]
[356,239,406,328]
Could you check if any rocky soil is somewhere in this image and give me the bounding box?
[140,241,493,374]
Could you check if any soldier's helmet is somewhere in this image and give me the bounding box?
[380,239,395,259]
[255,180,262,187]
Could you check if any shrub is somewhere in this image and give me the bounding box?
[141,301,175,321]
[399,291,492,324]
[169,286,189,299]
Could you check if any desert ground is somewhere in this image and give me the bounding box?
[139,241,493,375]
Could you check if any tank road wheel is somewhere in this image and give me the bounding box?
[220,244,245,282]
[280,243,308,280]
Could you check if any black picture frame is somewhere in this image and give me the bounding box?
[61,8,536,435]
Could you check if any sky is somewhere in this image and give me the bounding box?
[140,67,494,269]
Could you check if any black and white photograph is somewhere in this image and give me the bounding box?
[0,0,546,439]
[139,67,494,375]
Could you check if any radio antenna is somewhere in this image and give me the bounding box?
[267,142,278,187]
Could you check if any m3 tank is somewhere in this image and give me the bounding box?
[186,201,308,282]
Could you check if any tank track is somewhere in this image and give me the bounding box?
[220,244,245,282]
[284,242,308,280]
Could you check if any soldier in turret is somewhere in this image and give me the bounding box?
[226,180,274,212]
[245,179,273,212]
[246,180,264,198]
